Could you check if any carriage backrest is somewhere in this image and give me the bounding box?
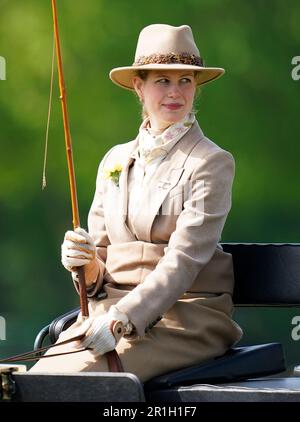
[222,243,300,306]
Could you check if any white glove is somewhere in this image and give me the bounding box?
[61,227,96,272]
[80,306,130,357]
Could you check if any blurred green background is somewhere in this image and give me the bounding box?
[0,0,300,371]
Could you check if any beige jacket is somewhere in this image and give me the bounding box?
[87,120,235,337]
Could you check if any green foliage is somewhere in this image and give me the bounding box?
[0,0,299,363]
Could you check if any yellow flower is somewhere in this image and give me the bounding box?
[103,162,123,187]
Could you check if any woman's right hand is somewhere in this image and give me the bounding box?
[61,227,96,272]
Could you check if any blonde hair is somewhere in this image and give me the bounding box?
[134,70,201,120]
[135,70,149,119]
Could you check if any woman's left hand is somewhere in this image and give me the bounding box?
[80,313,119,356]
[59,307,129,356]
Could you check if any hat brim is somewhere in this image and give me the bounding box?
[109,64,225,91]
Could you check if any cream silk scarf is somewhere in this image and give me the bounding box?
[134,112,195,166]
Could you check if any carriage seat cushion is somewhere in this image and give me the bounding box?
[144,342,285,391]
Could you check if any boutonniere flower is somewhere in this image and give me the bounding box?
[103,162,123,187]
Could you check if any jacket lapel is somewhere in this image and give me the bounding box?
[119,154,135,221]
[132,122,205,242]
[104,140,137,242]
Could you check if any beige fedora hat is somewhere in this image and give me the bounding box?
[109,24,225,91]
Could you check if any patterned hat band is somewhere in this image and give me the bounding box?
[133,52,204,67]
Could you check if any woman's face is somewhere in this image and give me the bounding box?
[132,70,197,131]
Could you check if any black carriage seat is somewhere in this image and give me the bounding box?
[34,243,300,389]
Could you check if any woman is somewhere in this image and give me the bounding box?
[31,24,242,381]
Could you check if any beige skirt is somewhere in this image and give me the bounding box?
[30,285,242,382]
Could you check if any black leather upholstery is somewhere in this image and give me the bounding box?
[33,308,80,351]
[222,243,300,305]
[144,343,285,391]
[48,308,80,344]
